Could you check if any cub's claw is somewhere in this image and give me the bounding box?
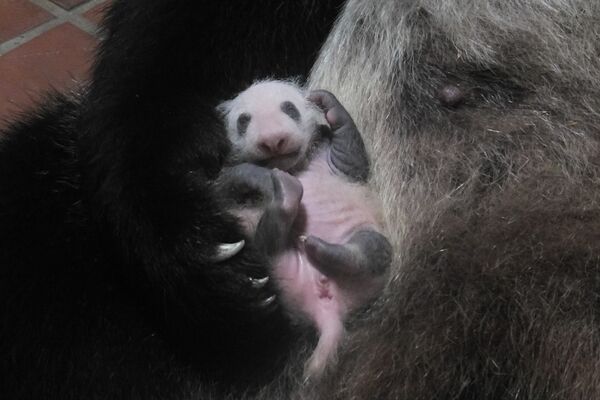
[212,240,245,262]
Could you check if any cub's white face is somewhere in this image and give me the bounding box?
[218,80,324,171]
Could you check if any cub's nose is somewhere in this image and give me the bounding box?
[258,133,290,155]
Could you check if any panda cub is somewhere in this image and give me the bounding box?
[215,80,392,377]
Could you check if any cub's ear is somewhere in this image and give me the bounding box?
[216,100,233,116]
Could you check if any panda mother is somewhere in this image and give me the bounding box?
[2,1,600,399]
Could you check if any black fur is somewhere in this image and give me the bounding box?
[237,113,252,136]
[0,1,343,398]
[281,101,301,123]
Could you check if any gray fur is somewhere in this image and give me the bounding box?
[245,0,600,398]
[303,0,600,398]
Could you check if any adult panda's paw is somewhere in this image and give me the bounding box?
[211,239,279,312]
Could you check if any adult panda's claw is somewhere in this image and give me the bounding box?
[213,240,245,262]
[249,276,269,289]
[258,295,277,308]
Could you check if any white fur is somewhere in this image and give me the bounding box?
[218,80,325,171]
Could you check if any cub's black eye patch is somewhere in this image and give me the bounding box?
[237,113,251,136]
[281,101,301,123]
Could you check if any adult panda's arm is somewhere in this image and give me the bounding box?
[77,0,344,366]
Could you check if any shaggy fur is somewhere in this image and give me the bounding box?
[303,0,600,398]
[3,0,600,399]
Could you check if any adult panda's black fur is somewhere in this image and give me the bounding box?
[0,1,344,398]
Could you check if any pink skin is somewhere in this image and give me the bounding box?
[273,150,384,377]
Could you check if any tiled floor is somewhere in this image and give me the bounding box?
[0,0,110,124]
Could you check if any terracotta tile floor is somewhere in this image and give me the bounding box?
[0,0,110,124]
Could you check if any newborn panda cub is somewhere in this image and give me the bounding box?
[216,80,392,377]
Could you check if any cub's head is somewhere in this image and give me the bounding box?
[217,80,326,171]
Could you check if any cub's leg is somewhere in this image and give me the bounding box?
[304,230,392,279]
[308,90,369,182]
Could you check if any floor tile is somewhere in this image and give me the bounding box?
[0,22,97,121]
[49,0,90,11]
[82,0,110,26]
[0,0,54,43]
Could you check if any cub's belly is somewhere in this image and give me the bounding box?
[273,249,343,324]
[295,158,380,243]
[272,158,383,323]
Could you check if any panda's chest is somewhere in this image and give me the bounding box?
[294,151,377,244]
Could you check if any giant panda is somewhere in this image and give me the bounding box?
[2,0,600,399]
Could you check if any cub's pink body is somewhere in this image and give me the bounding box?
[219,80,386,376]
[274,149,385,375]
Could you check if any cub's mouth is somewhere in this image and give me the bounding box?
[259,150,302,171]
